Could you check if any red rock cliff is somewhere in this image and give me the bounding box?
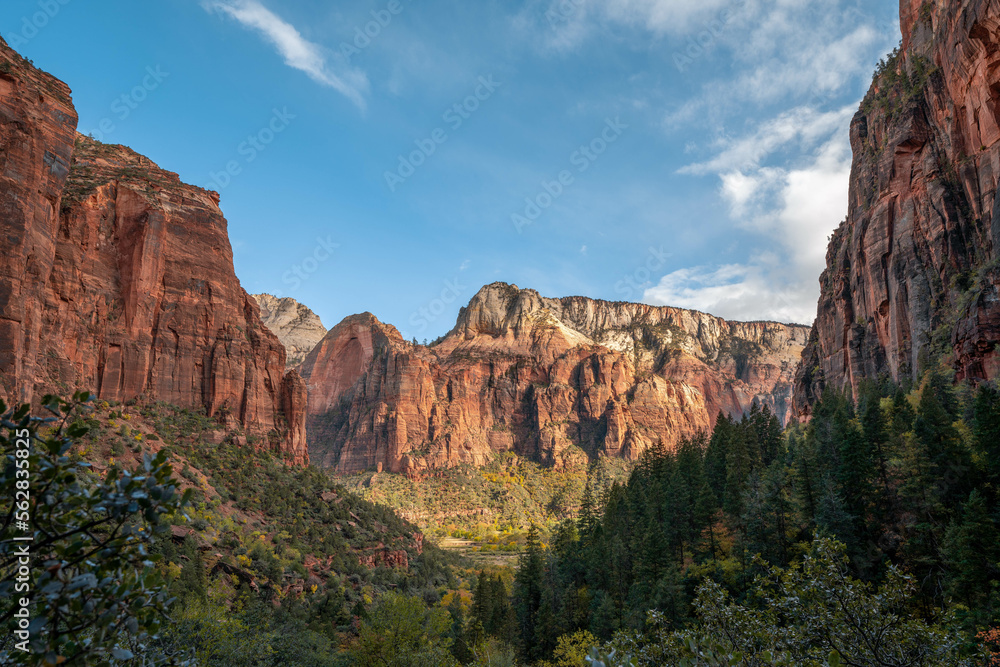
[301,283,809,475]
[794,0,1000,411]
[0,38,77,408]
[0,39,306,463]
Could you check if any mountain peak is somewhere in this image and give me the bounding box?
[251,294,327,368]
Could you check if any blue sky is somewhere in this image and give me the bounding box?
[1,0,899,340]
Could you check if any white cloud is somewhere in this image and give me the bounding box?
[681,105,856,175]
[602,0,731,34]
[515,0,732,53]
[644,263,813,324]
[646,128,852,324]
[658,1,895,131]
[202,0,368,109]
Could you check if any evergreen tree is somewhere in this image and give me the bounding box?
[705,412,733,494]
[943,490,1000,628]
[488,575,513,638]
[972,385,1000,488]
[724,425,755,521]
[513,525,545,661]
[751,403,783,467]
[788,427,819,528]
[913,374,972,508]
[579,475,600,538]
[471,570,491,637]
[447,594,474,664]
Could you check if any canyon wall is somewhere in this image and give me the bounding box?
[794,0,1000,411]
[302,283,810,475]
[0,39,77,408]
[0,39,306,463]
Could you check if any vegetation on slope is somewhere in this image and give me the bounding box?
[1,395,461,665]
[341,454,631,553]
[485,372,1000,665]
[4,369,999,665]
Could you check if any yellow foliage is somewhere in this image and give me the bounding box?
[163,562,183,581]
[440,589,473,614]
[553,630,599,667]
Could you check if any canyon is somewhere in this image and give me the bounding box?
[0,39,809,480]
[5,0,1000,479]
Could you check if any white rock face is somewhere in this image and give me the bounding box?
[252,294,327,368]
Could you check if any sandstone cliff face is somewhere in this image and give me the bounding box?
[0,37,78,407]
[302,283,809,475]
[0,40,306,463]
[794,0,1000,411]
[252,294,327,368]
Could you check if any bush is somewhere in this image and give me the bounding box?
[0,393,192,664]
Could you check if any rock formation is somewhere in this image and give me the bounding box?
[0,38,306,463]
[0,39,78,409]
[794,0,1000,412]
[301,283,810,475]
[252,294,327,368]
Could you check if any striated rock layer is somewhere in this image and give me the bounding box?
[252,294,327,368]
[0,40,306,463]
[794,0,1000,412]
[0,37,78,408]
[301,283,809,475]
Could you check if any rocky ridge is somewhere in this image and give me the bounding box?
[301,283,810,476]
[794,0,1000,410]
[252,294,327,368]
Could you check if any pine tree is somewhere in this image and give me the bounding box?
[447,593,474,664]
[724,425,754,521]
[514,525,545,661]
[835,417,879,571]
[471,570,491,638]
[579,476,600,538]
[751,403,784,467]
[913,375,973,509]
[705,412,733,493]
[488,575,513,638]
[973,385,1000,488]
[788,427,819,528]
[943,490,1000,628]
[676,433,713,558]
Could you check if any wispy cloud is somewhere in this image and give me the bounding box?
[644,263,811,324]
[513,0,731,53]
[603,0,731,34]
[634,0,898,324]
[202,0,368,109]
[680,105,856,175]
[648,129,853,324]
